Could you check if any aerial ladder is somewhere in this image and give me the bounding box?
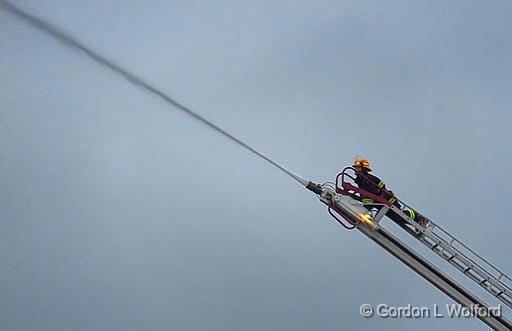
[306,167,512,330]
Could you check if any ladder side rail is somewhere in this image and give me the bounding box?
[424,235,512,306]
[395,199,512,288]
[417,233,512,309]
[428,222,502,279]
[389,205,510,292]
[386,204,512,306]
[429,222,512,291]
[429,220,504,276]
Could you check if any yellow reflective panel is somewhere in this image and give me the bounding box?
[357,212,373,225]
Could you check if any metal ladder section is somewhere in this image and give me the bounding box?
[376,203,512,309]
[356,221,512,330]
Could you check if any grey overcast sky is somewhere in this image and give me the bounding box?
[1,1,511,330]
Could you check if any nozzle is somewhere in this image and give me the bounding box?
[306,181,323,194]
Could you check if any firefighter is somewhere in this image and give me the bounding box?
[352,156,428,228]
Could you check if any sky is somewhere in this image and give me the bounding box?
[1,1,511,330]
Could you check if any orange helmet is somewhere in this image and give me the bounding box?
[353,156,371,171]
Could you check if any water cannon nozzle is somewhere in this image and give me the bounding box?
[306,181,323,194]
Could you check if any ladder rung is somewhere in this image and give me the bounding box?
[466,271,485,284]
[501,295,512,307]
[449,259,467,273]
